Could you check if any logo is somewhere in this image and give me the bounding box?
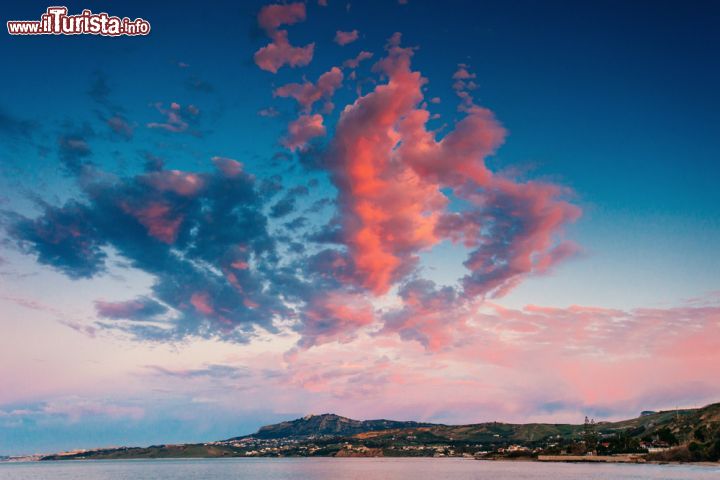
[7,6,151,36]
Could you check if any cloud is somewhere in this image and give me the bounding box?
[451,64,480,110]
[0,399,145,427]
[282,114,326,151]
[5,200,107,279]
[147,364,248,380]
[343,51,373,69]
[273,67,343,157]
[321,35,450,294]
[438,180,581,299]
[1,5,717,440]
[5,34,580,355]
[5,159,289,343]
[381,279,469,351]
[0,294,63,315]
[319,35,578,306]
[44,398,145,422]
[281,296,720,420]
[58,132,93,175]
[95,297,168,321]
[147,102,200,134]
[211,156,244,177]
[0,108,35,138]
[334,29,359,46]
[274,66,344,112]
[296,291,375,348]
[270,194,296,218]
[257,3,306,32]
[106,115,134,139]
[254,3,315,73]
[258,107,280,117]
[452,63,476,80]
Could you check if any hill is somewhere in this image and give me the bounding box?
[226,413,435,440]
[38,403,720,461]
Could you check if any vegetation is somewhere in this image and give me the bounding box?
[39,402,720,463]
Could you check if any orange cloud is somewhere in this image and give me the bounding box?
[254,3,314,73]
[283,114,326,151]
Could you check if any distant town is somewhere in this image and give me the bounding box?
[4,402,718,464]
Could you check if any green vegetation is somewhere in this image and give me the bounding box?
[39,402,720,463]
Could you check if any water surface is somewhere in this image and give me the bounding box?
[1,457,718,479]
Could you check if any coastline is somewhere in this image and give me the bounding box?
[3,454,719,467]
[476,456,720,467]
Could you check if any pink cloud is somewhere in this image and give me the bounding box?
[120,201,184,244]
[343,51,373,69]
[452,63,477,80]
[95,297,166,320]
[274,66,344,112]
[397,105,504,187]
[318,34,577,303]
[282,114,326,151]
[334,29,359,46]
[107,115,133,139]
[276,34,581,353]
[147,102,199,133]
[59,136,89,155]
[255,32,315,74]
[381,280,472,351]
[297,291,375,348]
[438,179,581,299]
[325,35,448,294]
[254,3,315,73]
[142,170,205,196]
[258,3,306,32]
[190,292,214,316]
[326,37,577,303]
[280,297,720,421]
[211,156,244,177]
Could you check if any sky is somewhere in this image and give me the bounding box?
[0,0,719,456]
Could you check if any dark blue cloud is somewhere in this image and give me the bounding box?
[58,132,93,175]
[5,201,107,279]
[0,108,35,139]
[269,194,296,218]
[4,160,292,343]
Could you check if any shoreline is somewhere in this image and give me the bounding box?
[2,455,718,467]
[476,456,720,467]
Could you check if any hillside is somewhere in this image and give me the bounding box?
[227,413,435,440]
[39,403,720,461]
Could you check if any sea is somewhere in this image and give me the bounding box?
[0,457,718,480]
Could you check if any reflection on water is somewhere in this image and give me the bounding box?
[1,458,719,480]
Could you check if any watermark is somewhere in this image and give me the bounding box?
[7,6,151,36]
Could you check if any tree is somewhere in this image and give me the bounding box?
[583,417,598,453]
[656,427,678,445]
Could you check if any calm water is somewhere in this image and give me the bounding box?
[0,458,718,480]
